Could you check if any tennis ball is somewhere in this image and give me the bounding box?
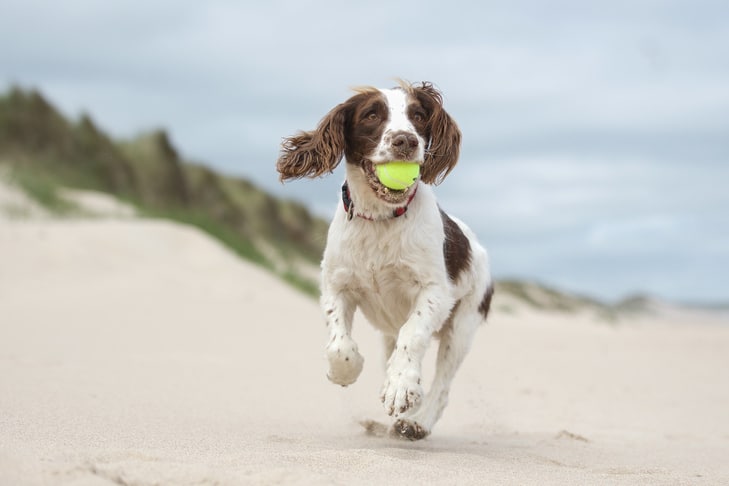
[375,161,420,190]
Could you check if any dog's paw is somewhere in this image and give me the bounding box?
[392,418,430,441]
[380,369,423,416]
[325,337,364,386]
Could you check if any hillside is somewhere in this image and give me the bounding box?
[0,86,327,294]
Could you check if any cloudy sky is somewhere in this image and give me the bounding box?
[2,0,728,303]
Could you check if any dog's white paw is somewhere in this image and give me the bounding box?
[325,337,364,386]
[380,368,423,416]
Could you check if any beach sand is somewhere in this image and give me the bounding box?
[1,188,728,485]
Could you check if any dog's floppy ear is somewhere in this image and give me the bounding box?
[277,102,349,182]
[413,82,461,185]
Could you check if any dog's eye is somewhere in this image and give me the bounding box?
[412,111,426,123]
[364,111,379,121]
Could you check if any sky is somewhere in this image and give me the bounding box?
[1,0,728,303]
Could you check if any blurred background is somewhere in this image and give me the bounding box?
[1,0,727,304]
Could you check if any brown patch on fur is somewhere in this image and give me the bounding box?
[478,285,494,319]
[342,90,389,169]
[276,88,385,181]
[440,209,471,282]
[410,82,461,185]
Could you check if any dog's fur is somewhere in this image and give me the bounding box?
[277,81,493,440]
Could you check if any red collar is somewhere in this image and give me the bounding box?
[341,182,418,221]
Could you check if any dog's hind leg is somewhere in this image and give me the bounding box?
[382,334,396,367]
[392,301,482,440]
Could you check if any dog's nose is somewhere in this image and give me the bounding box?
[391,132,419,151]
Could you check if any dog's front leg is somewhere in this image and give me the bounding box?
[320,291,363,386]
[381,285,453,416]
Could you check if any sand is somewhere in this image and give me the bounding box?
[1,187,728,485]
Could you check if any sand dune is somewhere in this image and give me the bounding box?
[1,191,728,484]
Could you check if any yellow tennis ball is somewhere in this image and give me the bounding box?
[375,162,420,190]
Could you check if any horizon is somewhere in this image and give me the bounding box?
[1,0,727,303]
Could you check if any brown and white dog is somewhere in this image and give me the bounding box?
[277,81,493,440]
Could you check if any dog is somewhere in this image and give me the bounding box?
[276,81,493,440]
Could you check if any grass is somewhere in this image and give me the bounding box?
[281,270,320,297]
[144,206,272,267]
[1,87,325,299]
[4,164,321,298]
[8,166,80,215]
[139,206,320,298]
[496,278,619,321]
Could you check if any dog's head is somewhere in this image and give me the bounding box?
[277,81,461,203]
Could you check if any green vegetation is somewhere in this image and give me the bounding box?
[495,279,620,322]
[7,165,80,215]
[496,279,598,312]
[0,86,325,297]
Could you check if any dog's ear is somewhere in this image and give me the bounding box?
[413,82,462,185]
[277,102,349,182]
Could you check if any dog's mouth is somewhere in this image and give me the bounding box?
[363,160,419,204]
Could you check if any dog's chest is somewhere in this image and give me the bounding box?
[338,225,425,332]
[352,261,420,334]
